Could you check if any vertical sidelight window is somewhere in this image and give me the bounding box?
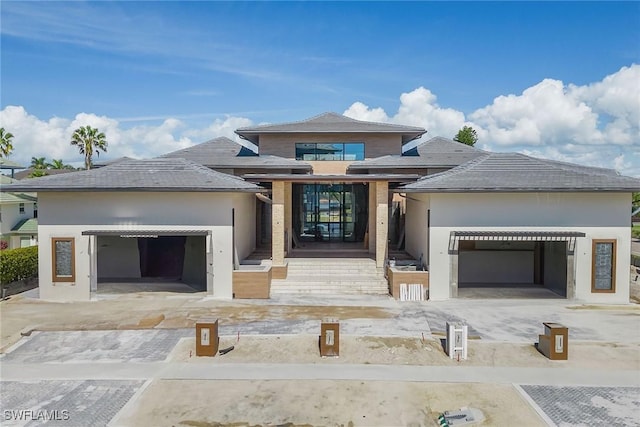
[52,237,75,282]
[591,239,616,293]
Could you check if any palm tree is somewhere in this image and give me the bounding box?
[49,159,73,170]
[30,156,48,169]
[0,128,14,158]
[28,169,48,178]
[70,125,108,170]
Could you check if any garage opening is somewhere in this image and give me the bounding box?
[83,230,208,294]
[450,231,584,299]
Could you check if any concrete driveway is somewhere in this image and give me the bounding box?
[1,291,639,426]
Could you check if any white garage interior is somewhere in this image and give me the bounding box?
[452,232,585,298]
[84,230,209,294]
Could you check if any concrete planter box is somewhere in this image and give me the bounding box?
[387,266,429,300]
[233,265,272,299]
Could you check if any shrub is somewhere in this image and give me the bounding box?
[0,245,38,285]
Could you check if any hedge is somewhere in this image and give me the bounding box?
[0,245,38,285]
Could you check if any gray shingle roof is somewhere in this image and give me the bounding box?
[348,136,486,170]
[93,156,135,168]
[0,158,263,192]
[402,152,640,193]
[160,137,311,170]
[236,112,426,144]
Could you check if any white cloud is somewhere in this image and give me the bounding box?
[344,64,640,176]
[1,64,638,177]
[345,87,466,139]
[0,106,254,167]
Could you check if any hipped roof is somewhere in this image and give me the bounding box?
[236,112,426,144]
[402,152,640,193]
[1,158,263,192]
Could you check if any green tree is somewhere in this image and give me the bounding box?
[453,126,478,146]
[70,125,108,170]
[0,128,14,158]
[28,169,48,178]
[633,192,640,211]
[49,159,74,170]
[30,156,48,169]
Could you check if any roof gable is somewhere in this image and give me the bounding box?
[1,158,263,193]
[11,218,38,234]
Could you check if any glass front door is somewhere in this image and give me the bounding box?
[294,183,367,243]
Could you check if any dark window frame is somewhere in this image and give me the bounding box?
[19,203,25,214]
[591,239,616,293]
[295,142,364,161]
[52,237,76,283]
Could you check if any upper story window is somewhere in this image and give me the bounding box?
[295,143,364,161]
[34,203,38,219]
[19,203,25,214]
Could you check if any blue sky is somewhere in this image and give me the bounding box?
[1,1,639,176]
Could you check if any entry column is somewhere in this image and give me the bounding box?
[271,181,288,279]
[272,181,285,266]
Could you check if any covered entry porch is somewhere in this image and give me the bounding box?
[244,173,418,278]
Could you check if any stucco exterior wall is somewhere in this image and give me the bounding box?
[37,192,240,301]
[427,192,631,303]
[405,194,430,268]
[97,236,141,278]
[258,133,403,159]
[232,193,256,263]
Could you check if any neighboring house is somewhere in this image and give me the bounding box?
[0,158,26,179]
[0,175,38,249]
[2,112,639,303]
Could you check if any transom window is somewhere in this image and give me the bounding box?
[295,143,364,161]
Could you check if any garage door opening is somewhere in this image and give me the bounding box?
[450,231,584,299]
[83,230,209,294]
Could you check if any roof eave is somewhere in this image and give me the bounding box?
[400,187,640,193]
[2,187,265,193]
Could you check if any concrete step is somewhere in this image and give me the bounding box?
[274,277,386,284]
[272,256,388,295]
[284,270,385,276]
[270,289,389,295]
[270,285,390,294]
